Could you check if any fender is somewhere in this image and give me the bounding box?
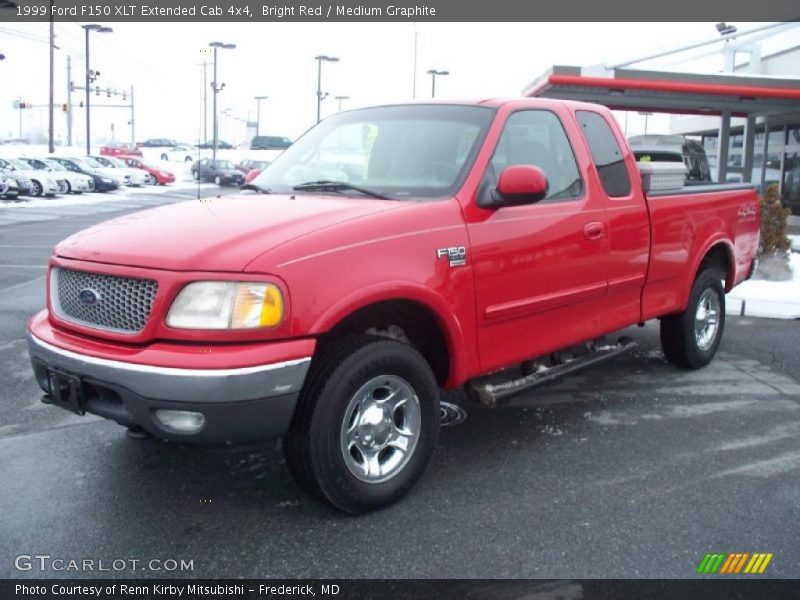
[310,280,472,387]
[679,235,735,312]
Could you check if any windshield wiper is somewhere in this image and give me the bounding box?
[292,180,388,200]
[240,183,270,193]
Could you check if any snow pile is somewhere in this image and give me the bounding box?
[727,251,800,319]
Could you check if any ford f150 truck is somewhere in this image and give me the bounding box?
[27,99,760,512]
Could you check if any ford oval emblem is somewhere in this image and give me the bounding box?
[78,288,101,306]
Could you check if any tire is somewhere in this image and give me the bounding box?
[284,335,440,513]
[146,174,157,185]
[214,175,222,186]
[192,170,198,181]
[160,153,168,161]
[660,268,725,369]
[184,156,193,162]
[31,180,43,197]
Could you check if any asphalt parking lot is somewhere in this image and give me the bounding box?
[1,193,798,579]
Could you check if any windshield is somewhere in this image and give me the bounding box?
[43,160,66,171]
[252,104,494,199]
[82,157,102,168]
[107,157,127,167]
[10,159,31,170]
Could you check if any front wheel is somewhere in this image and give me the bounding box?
[284,336,440,513]
[31,180,43,197]
[214,175,222,186]
[660,269,725,369]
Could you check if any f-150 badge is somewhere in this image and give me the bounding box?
[437,246,467,267]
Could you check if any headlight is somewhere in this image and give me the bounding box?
[166,281,284,330]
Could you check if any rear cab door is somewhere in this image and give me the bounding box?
[573,108,651,330]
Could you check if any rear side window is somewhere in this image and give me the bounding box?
[576,111,631,197]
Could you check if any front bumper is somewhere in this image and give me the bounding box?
[28,328,312,444]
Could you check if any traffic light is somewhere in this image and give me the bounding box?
[107,87,111,97]
[79,100,84,108]
[95,85,100,96]
[62,103,68,112]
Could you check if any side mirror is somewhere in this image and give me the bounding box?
[481,165,548,208]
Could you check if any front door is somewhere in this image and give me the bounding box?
[464,108,610,373]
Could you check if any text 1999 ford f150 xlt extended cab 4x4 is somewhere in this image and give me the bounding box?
[28,99,760,512]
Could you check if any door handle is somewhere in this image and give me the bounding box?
[583,222,606,241]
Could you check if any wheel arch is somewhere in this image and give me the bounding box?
[310,285,468,388]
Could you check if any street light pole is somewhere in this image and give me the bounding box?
[335,95,349,112]
[315,55,339,124]
[83,23,112,155]
[48,0,54,153]
[427,69,449,99]
[254,95,267,135]
[209,41,235,162]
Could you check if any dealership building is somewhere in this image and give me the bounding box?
[523,31,800,215]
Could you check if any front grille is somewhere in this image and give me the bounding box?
[52,267,158,334]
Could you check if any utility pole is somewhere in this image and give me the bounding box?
[48,0,54,153]
[83,23,112,155]
[66,56,73,146]
[202,61,208,142]
[412,25,417,99]
[129,85,135,144]
[254,95,267,135]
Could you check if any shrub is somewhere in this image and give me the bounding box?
[758,184,791,257]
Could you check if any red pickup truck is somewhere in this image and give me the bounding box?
[28,99,760,512]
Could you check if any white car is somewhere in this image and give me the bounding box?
[158,145,196,162]
[91,155,148,186]
[23,158,94,194]
[66,156,129,186]
[0,157,61,196]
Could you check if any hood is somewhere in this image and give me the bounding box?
[54,194,404,272]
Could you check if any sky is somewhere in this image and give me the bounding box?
[0,21,797,146]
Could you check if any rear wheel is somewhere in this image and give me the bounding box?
[160,153,168,161]
[145,174,157,185]
[660,269,725,369]
[184,156,193,162]
[284,336,440,513]
[64,181,72,194]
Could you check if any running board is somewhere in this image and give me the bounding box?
[466,338,637,407]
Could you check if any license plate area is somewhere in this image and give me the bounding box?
[45,368,85,415]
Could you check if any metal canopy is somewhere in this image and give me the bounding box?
[523,65,800,118]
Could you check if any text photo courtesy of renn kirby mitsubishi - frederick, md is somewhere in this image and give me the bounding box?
[1,1,800,599]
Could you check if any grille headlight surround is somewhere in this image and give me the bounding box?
[166,281,284,330]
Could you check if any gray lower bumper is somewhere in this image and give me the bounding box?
[27,333,311,443]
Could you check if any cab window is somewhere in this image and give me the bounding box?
[489,110,583,201]
[576,110,631,197]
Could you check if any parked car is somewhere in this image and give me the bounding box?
[0,174,22,199]
[69,156,129,186]
[158,145,195,162]
[49,157,119,192]
[0,157,60,196]
[245,167,263,184]
[236,159,269,174]
[250,135,292,151]
[191,158,245,185]
[197,139,234,150]
[138,138,178,148]
[90,155,148,186]
[628,135,712,184]
[21,158,94,194]
[26,99,760,513]
[120,157,175,185]
[99,143,142,158]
